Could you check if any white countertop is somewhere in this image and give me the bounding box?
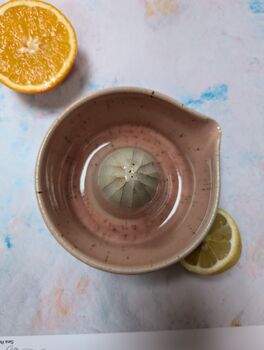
[0,0,263,335]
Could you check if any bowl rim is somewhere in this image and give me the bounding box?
[35,86,221,274]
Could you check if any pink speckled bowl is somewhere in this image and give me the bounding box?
[35,87,221,274]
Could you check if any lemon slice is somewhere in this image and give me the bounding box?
[181,209,242,275]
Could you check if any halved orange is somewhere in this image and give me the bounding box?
[0,0,77,93]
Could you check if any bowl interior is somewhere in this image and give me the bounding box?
[36,89,221,273]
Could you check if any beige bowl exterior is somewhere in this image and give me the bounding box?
[35,87,221,274]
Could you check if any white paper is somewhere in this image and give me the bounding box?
[1,326,264,350]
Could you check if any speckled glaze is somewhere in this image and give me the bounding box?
[35,87,221,274]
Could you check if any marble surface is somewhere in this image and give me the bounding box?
[0,0,264,336]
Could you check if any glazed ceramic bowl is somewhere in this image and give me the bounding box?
[35,87,221,274]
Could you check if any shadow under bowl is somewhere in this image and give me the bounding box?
[35,87,221,274]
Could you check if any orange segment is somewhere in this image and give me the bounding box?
[0,0,77,93]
